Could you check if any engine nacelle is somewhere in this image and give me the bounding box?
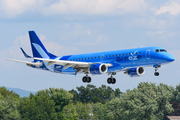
[125,67,145,77]
[89,64,108,75]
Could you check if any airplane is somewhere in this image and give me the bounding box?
[6,31,175,84]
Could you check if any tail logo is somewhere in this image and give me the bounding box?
[32,43,49,58]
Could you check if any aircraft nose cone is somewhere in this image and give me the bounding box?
[165,55,175,62]
[169,56,175,61]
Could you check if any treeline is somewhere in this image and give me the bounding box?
[0,82,180,120]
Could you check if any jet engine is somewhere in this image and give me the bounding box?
[124,67,145,77]
[89,64,108,75]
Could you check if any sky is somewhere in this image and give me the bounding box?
[0,0,180,92]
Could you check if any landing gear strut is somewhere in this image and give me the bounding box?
[82,74,91,83]
[154,65,160,76]
[107,73,116,84]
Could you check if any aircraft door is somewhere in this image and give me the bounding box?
[146,49,150,59]
[101,54,104,62]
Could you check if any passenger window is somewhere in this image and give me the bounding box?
[94,57,96,59]
[122,54,124,56]
[76,59,77,61]
[84,58,86,60]
[109,55,111,57]
[119,54,120,56]
[115,54,117,57]
[78,58,80,60]
[81,58,83,60]
[139,52,141,54]
[125,53,127,55]
[101,56,103,58]
[105,55,107,58]
[129,53,130,55]
[73,59,74,61]
[112,55,114,57]
[98,56,100,58]
[132,53,134,55]
[91,57,93,59]
[88,57,89,59]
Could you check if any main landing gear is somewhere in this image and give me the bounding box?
[107,72,116,84]
[82,72,117,84]
[154,65,160,76]
[82,75,91,83]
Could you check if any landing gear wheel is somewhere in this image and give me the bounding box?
[154,72,159,76]
[87,77,91,83]
[112,78,116,84]
[107,72,117,84]
[82,76,87,83]
[107,78,112,84]
[82,76,91,83]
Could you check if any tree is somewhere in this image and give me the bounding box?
[0,96,20,120]
[92,102,107,120]
[106,97,122,120]
[69,84,122,104]
[0,87,21,120]
[173,83,180,102]
[19,91,57,120]
[117,82,174,120]
[75,102,92,119]
[45,88,73,119]
[0,87,19,99]
[62,103,79,120]
[69,89,79,103]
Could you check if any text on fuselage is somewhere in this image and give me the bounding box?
[116,55,141,61]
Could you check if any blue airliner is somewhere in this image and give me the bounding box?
[6,31,175,84]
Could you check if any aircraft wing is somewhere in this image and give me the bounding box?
[6,57,112,73]
[6,59,42,67]
[33,57,93,68]
[32,57,112,73]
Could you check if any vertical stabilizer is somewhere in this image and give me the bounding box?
[29,31,50,58]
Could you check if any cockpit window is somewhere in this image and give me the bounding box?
[160,49,167,52]
[155,49,159,52]
[155,49,167,52]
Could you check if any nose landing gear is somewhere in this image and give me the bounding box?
[154,65,160,76]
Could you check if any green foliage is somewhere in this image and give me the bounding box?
[63,103,79,120]
[45,88,73,119]
[176,92,180,102]
[0,82,178,120]
[69,84,122,104]
[92,102,107,120]
[0,87,20,99]
[0,87,21,119]
[75,102,92,119]
[114,82,174,120]
[19,91,57,120]
[173,83,180,102]
[106,97,122,120]
[0,96,20,120]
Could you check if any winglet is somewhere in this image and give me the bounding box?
[20,47,32,58]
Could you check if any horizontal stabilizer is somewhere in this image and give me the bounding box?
[20,48,32,58]
[6,59,42,67]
